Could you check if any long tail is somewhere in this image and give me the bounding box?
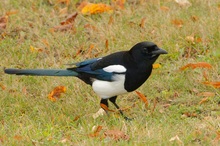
[4,68,78,76]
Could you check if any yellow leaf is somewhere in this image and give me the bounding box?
[81,3,113,15]
[153,63,161,69]
[30,45,43,52]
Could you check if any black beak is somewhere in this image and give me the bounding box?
[152,48,168,55]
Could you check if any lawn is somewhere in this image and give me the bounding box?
[0,0,220,145]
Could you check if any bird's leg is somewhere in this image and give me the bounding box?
[109,96,132,121]
[100,99,109,116]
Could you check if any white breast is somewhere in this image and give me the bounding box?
[92,74,128,99]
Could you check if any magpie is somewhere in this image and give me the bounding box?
[4,41,167,120]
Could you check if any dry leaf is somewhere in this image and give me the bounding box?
[89,125,103,137]
[182,112,197,118]
[198,92,215,97]
[139,17,146,28]
[57,0,70,6]
[81,3,113,15]
[84,24,97,31]
[153,63,161,69]
[160,6,170,11]
[180,62,212,70]
[104,129,129,141]
[93,108,106,119]
[0,16,8,30]
[48,86,66,102]
[202,81,220,88]
[14,135,22,141]
[0,83,6,90]
[171,19,184,28]
[30,45,43,52]
[185,35,195,43]
[53,23,75,32]
[169,135,183,144]
[135,91,148,108]
[60,12,78,25]
[105,39,109,52]
[175,0,192,7]
[112,0,126,9]
[199,97,209,105]
[6,10,19,16]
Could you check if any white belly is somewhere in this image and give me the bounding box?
[92,74,128,99]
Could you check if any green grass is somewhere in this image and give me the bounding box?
[1,0,220,145]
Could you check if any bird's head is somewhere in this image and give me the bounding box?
[129,41,167,62]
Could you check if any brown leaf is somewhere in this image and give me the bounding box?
[48,86,66,102]
[53,23,75,32]
[14,135,22,141]
[112,0,126,9]
[182,112,197,118]
[171,19,184,28]
[60,12,78,25]
[180,62,212,70]
[202,81,220,88]
[160,6,170,11]
[191,15,199,22]
[0,16,8,30]
[104,129,129,141]
[89,126,103,137]
[198,97,209,105]
[105,39,109,52]
[139,17,146,28]
[0,84,6,90]
[57,0,70,6]
[6,10,19,16]
[198,92,215,97]
[135,91,148,108]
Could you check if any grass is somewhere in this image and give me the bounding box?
[0,0,220,145]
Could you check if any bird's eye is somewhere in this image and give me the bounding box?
[142,47,149,53]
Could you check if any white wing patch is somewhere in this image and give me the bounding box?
[103,65,126,73]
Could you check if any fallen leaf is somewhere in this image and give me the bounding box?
[112,0,126,9]
[104,129,129,141]
[59,7,68,16]
[60,12,78,25]
[202,81,220,88]
[105,39,109,52]
[93,108,106,119]
[135,91,148,108]
[48,86,66,102]
[169,135,183,144]
[81,3,113,15]
[6,10,19,16]
[84,24,97,31]
[180,62,212,70]
[182,112,197,118]
[0,83,6,90]
[198,92,215,97]
[160,6,170,11]
[14,135,22,141]
[57,0,70,6]
[185,35,195,43]
[175,0,192,7]
[171,19,184,28]
[199,97,209,105]
[153,63,161,69]
[53,23,75,32]
[30,45,43,52]
[191,15,199,22]
[139,17,146,28]
[89,125,103,137]
[0,16,8,30]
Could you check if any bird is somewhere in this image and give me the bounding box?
[4,41,167,120]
